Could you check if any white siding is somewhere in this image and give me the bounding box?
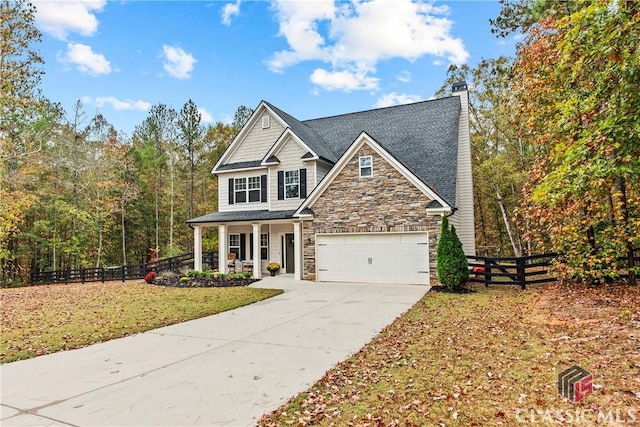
[219,169,268,212]
[316,161,333,187]
[270,136,309,211]
[226,113,285,164]
[451,89,476,256]
[268,224,293,266]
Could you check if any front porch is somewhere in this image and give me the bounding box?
[188,210,304,280]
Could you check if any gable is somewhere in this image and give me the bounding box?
[307,144,435,227]
[302,96,461,206]
[213,102,286,172]
[262,129,317,165]
[296,133,450,216]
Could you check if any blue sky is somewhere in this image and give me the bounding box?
[32,0,521,136]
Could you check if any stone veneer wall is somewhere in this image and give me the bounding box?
[303,144,442,283]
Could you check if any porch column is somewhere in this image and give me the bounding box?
[252,223,261,279]
[218,224,227,274]
[193,225,203,271]
[293,221,302,281]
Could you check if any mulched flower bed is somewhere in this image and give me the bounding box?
[153,274,260,288]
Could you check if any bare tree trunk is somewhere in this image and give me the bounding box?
[169,153,175,251]
[96,210,103,268]
[615,177,636,285]
[155,174,160,254]
[121,199,127,266]
[495,184,522,257]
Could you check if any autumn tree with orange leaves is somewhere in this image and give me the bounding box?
[507,0,640,283]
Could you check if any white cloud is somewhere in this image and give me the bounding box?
[33,0,106,40]
[310,67,379,91]
[221,0,241,26]
[375,92,423,108]
[267,0,469,92]
[93,96,151,111]
[397,70,412,83]
[60,43,111,75]
[161,45,197,79]
[198,107,214,123]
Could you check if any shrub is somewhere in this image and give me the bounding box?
[436,216,469,291]
[144,271,158,284]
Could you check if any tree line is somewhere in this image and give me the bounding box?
[1,0,254,284]
[2,0,638,286]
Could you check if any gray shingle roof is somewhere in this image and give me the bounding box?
[302,97,461,206]
[187,210,297,224]
[216,160,263,171]
[216,96,461,207]
[264,101,339,162]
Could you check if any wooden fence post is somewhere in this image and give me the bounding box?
[484,258,491,287]
[517,258,526,289]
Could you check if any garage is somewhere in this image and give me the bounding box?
[316,232,430,284]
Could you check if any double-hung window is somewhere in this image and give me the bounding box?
[229,175,265,204]
[234,178,247,203]
[248,177,261,202]
[359,156,373,177]
[260,233,268,260]
[229,234,240,257]
[285,170,299,199]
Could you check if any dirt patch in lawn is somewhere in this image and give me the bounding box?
[259,282,640,426]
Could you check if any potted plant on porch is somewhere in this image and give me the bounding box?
[266,262,281,276]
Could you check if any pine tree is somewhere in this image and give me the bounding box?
[437,215,470,291]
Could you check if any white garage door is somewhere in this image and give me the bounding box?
[316,232,429,284]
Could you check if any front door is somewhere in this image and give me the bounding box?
[285,233,295,274]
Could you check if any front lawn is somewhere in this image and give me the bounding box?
[0,280,283,363]
[259,283,640,426]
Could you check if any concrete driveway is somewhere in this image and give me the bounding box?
[0,277,428,427]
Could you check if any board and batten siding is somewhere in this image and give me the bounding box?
[226,113,286,164]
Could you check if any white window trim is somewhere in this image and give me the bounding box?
[284,170,300,199]
[229,233,240,256]
[233,176,261,204]
[261,115,270,129]
[248,176,261,203]
[260,233,268,260]
[359,155,373,177]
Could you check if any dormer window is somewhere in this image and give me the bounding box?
[261,115,270,129]
[359,156,372,177]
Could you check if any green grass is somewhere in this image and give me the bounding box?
[259,283,640,426]
[1,280,283,363]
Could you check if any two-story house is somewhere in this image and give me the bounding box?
[187,82,474,285]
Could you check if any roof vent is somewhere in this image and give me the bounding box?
[452,81,467,92]
[261,115,270,129]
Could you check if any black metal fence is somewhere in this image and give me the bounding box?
[466,253,558,289]
[29,251,218,285]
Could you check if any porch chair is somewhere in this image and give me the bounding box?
[227,253,237,273]
[242,259,254,274]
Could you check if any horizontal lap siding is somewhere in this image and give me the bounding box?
[226,113,285,163]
